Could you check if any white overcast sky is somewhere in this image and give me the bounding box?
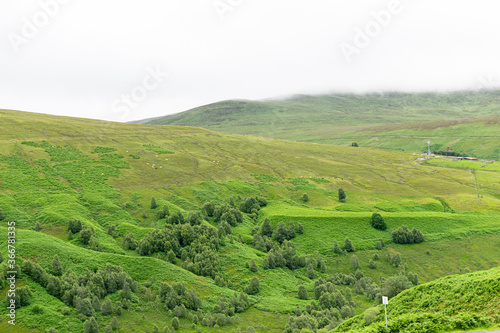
[1,0,500,122]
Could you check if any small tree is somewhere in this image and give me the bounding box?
[407,272,419,285]
[307,263,315,279]
[92,295,101,312]
[171,317,180,330]
[80,225,94,245]
[245,277,260,295]
[107,224,117,237]
[273,221,288,244]
[298,285,308,300]
[302,194,309,202]
[369,259,377,269]
[371,213,387,231]
[333,240,343,254]
[344,237,355,252]
[260,218,273,237]
[0,208,5,221]
[79,298,94,317]
[123,232,138,250]
[102,298,112,316]
[83,317,99,333]
[51,255,63,276]
[68,219,82,234]
[381,275,413,299]
[248,259,258,272]
[297,223,304,234]
[338,188,346,203]
[150,197,158,209]
[287,221,296,239]
[351,142,359,147]
[350,255,359,270]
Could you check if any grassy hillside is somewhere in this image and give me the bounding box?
[335,266,500,333]
[138,91,500,159]
[0,109,499,332]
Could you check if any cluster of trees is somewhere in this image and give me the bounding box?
[252,219,303,253]
[239,196,267,214]
[159,282,202,311]
[22,260,137,322]
[392,225,424,244]
[204,196,266,222]
[265,219,302,243]
[67,220,102,251]
[286,266,420,333]
[432,150,466,157]
[333,238,355,254]
[286,279,356,332]
[260,240,326,277]
[6,284,32,309]
[262,241,305,270]
[137,224,221,279]
[67,219,82,234]
[212,203,243,226]
[244,277,260,295]
[151,197,204,227]
[213,292,249,316]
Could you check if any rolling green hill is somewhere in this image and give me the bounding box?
[0,109,499,333]
[138,91,500,159]
[335,266,500,333]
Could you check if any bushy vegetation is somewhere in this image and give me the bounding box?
[370,213,386,231]
[335,267,500,333]
[391,225,424,244]
[1,109,500,333]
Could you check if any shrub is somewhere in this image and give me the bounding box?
[302,194,309,202]
[51,255,63,276]
[307,263,315,279]
[248,259,258,272]
[171,317,180,330]
[79,225,94,245]
[333,240,343,254]
[151,197,158,209]
[371,213,387,231]
[344,237,355,252]
[350,255,359,270]
[364,307,379,325]
[123,232,138,250]
[102,298,112,316]
[67,219,82,234]
[298,285,308,300]
[245,277,260,295]
[83,317,99,333]
[392,225,424,244]
[380,275,413,300]
[338,188,346,202]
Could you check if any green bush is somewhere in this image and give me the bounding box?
[371,213,387,231]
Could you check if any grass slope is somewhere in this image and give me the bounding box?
[335,266,500,332]
[138,91,500,159]
[0,109,499,332]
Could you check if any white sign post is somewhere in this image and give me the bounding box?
[382,296,388,328]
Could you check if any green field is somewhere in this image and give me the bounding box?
[139,91,500,159]
[0,109,499,332]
